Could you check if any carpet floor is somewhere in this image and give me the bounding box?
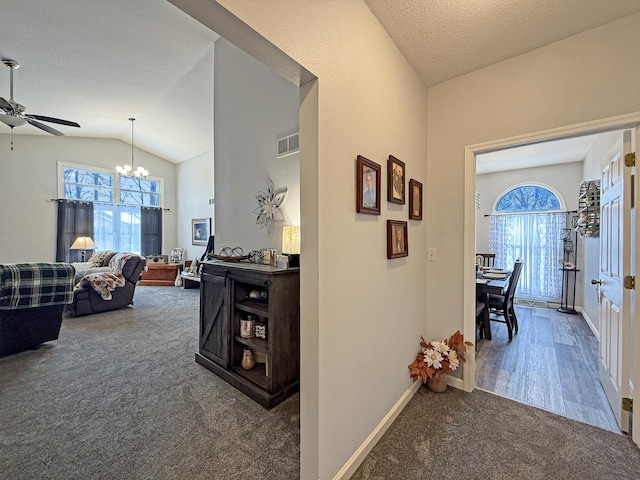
[352,385,640,479]
[0,286,299,480]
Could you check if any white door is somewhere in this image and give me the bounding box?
[597,129,634,432]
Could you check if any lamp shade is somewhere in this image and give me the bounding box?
[70,236,96,250]
[282,226,300,254]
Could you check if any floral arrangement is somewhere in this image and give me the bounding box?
[408,330,473,382]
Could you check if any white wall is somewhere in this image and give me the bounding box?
[176,149,214,262]
[213,37,300,253]
[426,12,640,346]
[0,134,177,263]
[581,131,623,334]
[201,2,429,479]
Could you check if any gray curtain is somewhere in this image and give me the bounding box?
[141,207,162,256]
[56,200,94,262]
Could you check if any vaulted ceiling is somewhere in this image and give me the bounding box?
[3,0,639,168]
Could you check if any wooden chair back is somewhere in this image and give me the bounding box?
[476,253,496,268]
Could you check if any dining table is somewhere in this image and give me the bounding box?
[476,269,511,340]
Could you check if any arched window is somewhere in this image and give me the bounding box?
[495,185,561,212]
[489,184,566,300]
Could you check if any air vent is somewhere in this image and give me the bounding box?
[277,132,299,158]
[475,191,481,209]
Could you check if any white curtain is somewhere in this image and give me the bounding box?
[489,212,566,300]
[94,204,141,254]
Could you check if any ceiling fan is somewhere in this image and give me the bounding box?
[0,58,80,136]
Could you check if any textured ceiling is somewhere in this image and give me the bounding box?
[364,0,640,87]
[0,0,218,163]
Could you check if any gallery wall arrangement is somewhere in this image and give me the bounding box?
[355,154,422,259]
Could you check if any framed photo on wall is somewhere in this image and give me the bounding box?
[387,220,408,259]
[192,218,211,246]
[387,155,405,204]
[356,155,381,215]
[409,179,423,220]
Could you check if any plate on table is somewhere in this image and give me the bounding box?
[484,268,505,273]
[484,272,507,279]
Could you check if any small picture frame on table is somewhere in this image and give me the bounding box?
[387,220,408,259]
[409,179,423,220]
[356,155,381,215]
[192,218,211,246]
[388,155,405,204]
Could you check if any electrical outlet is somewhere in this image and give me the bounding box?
[428,248,437,261]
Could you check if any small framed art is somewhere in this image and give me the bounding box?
[409,179,423,220]
[387,220,408,259]
[356,155,381,215]
[192,218,211,246]
[388,155,405,204]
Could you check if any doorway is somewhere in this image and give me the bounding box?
[463,114,640,441]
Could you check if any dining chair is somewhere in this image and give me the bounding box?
[476,298,490,342]
[476,253,496,268]
[487,260,523,341]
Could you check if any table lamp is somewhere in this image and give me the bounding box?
[70,236,96,262]
[282,225,300,268]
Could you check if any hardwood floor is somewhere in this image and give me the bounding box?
[476,304,620,433]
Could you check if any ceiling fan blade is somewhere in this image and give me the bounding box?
[0,97,12,112]
[27,118,64,136]
[27,114,80,128]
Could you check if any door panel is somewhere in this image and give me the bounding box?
[598,133,631,433]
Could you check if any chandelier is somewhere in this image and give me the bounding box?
[116,118,148,178]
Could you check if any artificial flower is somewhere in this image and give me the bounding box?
[408,330,473,382]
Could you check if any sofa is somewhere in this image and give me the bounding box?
[0,262,75,356]
[66,251,146,317]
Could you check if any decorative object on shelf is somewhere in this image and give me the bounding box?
[408,179,423,220]
[387,155,405,204]
[253,179,288,236]
[387,220,408,259]
[241,348,256,370]
[212,246,248,262]
[240,316,256,338]
[116,118,148,178]
[249,289,268,301]
[254,351,269,376]
[408,331,473,392]
[282,225,301,268]
[576,180,600,238]
[255,323,267,339]
[169,247,184,264]
[356,155,381,215]
[192,218,211,246]
[70,236,96,262]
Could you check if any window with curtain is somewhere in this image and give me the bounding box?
[59,163,162,255]
[489,185,565,300]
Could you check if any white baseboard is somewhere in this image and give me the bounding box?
[332,380,422,480]
[576,306,599,340]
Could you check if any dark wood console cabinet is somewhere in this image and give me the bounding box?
[195,261,300,408]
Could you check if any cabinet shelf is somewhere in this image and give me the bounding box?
[232,363,269,389]
[235,335,268,353]
[235,300,269,317]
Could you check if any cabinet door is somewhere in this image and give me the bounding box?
[199,272,229,368]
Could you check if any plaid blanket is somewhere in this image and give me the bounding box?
[0,263,75,310]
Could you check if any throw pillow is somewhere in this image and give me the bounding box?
[87,250,113,268]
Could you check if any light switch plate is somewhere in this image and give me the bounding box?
[428,248,437,261]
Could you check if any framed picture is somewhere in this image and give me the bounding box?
[387,220,408,259]
[409,179,423,220]
[356,155,381,215]
[387,155,405,204]
[169,247,184,263]
[192,218,211,246]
